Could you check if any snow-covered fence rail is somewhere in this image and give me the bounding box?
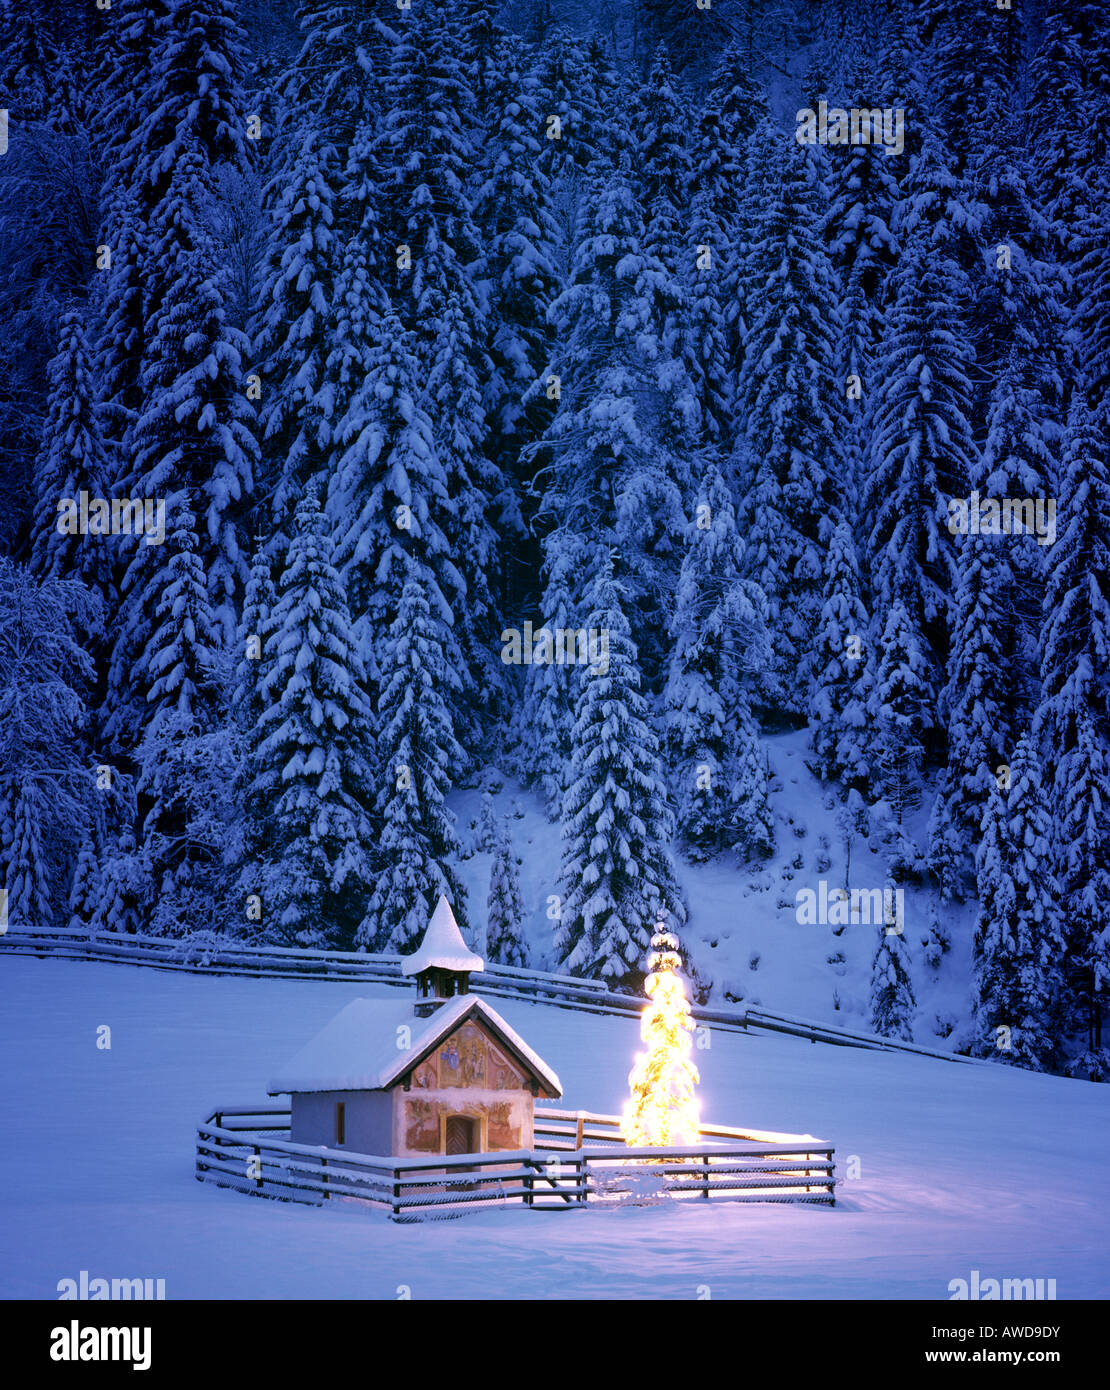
[195,1106,835,1217]
[2,926,972,1063]
[531,1107,819,1151]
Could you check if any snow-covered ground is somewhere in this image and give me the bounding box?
[2,957,1106,1300]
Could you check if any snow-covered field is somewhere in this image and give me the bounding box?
[2,957,1107,1300]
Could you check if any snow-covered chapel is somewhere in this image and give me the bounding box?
[269,897,562,1158]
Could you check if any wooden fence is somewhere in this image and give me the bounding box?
[2,924,973,1063]
[195,1104,836,1219]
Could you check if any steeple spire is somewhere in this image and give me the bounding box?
[401,896,484,1016]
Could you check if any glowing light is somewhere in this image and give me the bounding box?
[621,920,701,1147]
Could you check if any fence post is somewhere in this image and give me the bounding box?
[575,1112,585,1148]
[321,1154,329,1200]
[703,1153,710,1197]
[253,1145,263,1190]
[578,1156,588,1205]
[392,1167,401,1219]
[524,1162,534,1209]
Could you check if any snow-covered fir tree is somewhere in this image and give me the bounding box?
[869,916,916,1042]
[1034,394,1110,1067]
[486,815,527,968]
[972,735,1066,1070]
[869,596,933,824]
[664,462,772,860]
[242,488,376,948]
[555,566,684,983]
[928,534,1011,901]
[515,530,603,816]
[808,519,872,787]
[358,559,468,953]
[31,310,110,590]
[0,561,101,930]
[736,140,843,712]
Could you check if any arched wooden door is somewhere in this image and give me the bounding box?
[444,1114,478,1155]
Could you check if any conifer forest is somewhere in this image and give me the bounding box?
[1,0,1108,1081]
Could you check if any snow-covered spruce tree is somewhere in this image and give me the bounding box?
[375,0,483,363]
[31,310,111,591]
[514,531,604,817]
[807,518,873,787]
[682,94,742,445]
[533,157,689,683]
[868,596,933,825]
[969,96,1068,432]
[555,567,684,983]
[1034,396,1110,1064]
[639,0,731,73]
[975,346,1058,659]
[932,0,1022,173]
[532,26,604,199]
[66,840,101,931]
[326,299,466,711]
[708,44,769,378]
[664,462,772,861]
[135,702,240,940]
[487,815,527,968]
[736,140,843,714]
[121,497,238,938]
[135,147,255,628]
[630,44,691,275]
[729,695,775,863]
[457,0,503,131]
[927,534,1011,901]
[1035,397,1110,774]
[869,918,915,1042]
[90,828,144,937]
[5,781,53,931]
[923,900,951,974]
[255,128,341,524]
[105,167,256,748]
[228,539,277,892]
[822,57,899,414]
[280,0,388,160]
[90,182,151,498]
[0,1,60,127]
[244,489,376,948]
[112,0,249,209]
[707,38,766,168]
[1056,713,1110,1078]
[232,543,277,745]
[471,35,560,499]
[424,287,504,743]
[972,735,1066,1071]
[680,189,732,450]
[0,561,101,930]
[358,559,468,953]
[863,220,974,697]
[1025,0,1103,274]
[471,790,499,856]
[1074,154,1110,409]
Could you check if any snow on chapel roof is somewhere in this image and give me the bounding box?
[400,895,484,977]
[267,994,562,1097]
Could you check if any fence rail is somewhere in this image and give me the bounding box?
[194,1103,836,1218]
[0,925,972,1063]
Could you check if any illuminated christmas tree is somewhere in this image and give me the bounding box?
[621,919,701,1147]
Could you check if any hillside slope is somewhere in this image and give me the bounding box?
[454,730,975,1046]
